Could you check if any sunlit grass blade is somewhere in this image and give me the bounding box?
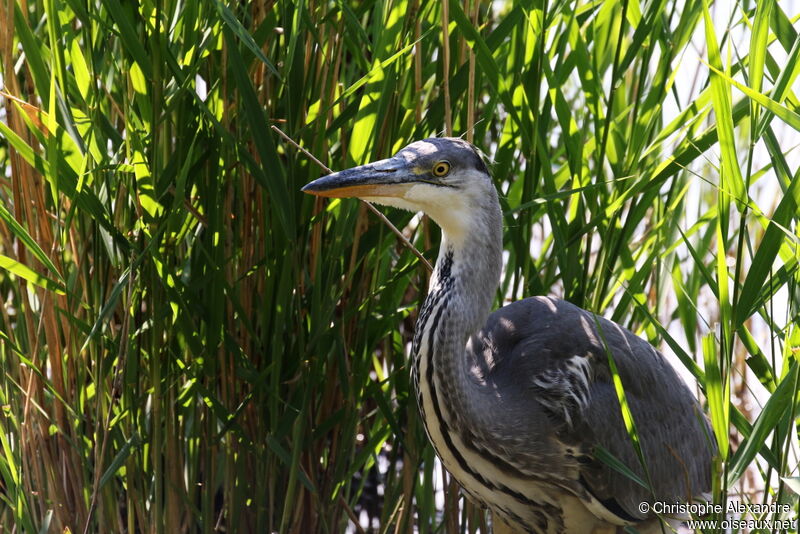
[748,0,774,104]
[706,62,800,132]
[702,0,747,209]
[702,333,729,461]
[727,362,799,486]
[737,162,800,323]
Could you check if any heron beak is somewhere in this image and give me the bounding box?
[301,157,412,199]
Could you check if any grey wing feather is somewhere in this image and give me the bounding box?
[472,296,714,520]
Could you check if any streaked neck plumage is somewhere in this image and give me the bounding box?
[411,186,503,439]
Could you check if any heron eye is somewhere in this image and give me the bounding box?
[432,161,451,177]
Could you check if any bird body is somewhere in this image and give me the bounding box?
[303,138,713,533]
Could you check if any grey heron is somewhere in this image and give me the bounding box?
[302,137,714,534]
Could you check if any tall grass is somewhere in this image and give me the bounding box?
[0,0,798,532]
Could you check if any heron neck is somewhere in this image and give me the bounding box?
[432,229,502,335]
[410,209,503,460]
[414,204,503,410]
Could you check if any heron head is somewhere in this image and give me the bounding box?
[302,137,495,243]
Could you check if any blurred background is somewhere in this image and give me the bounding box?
[0,0,798,532]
